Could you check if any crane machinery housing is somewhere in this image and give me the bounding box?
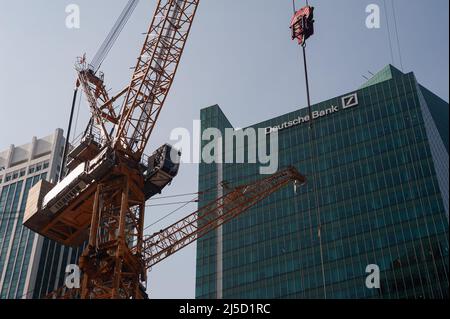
[22,0,310,299]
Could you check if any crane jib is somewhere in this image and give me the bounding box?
[115,0,200,159]
[143,167,307,269]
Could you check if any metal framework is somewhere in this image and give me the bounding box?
[67,0,200,299]
[46,167,306,298]
[290,5,314,46]
[142,167,306,269]
[76,59,118,141]
[32,0,315,300]
[79,164,147,299]
[115,0,200,159]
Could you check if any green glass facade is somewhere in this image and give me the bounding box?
[196,65,449,299]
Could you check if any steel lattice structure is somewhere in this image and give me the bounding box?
[142,167,306,269]
[115,0,200,159]
[66,0,200,299]
[46,167,306,299]
[29,0,309,299]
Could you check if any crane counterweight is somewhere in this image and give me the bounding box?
[23,144,181,246]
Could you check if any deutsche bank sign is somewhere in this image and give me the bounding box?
[265,93,359,135]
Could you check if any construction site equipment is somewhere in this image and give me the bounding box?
[45,167,306,299]
[23,0,200,299]
[143,167,306,269]
[24,0,308,299]
[291,0,326,298]
[59,0,140,181]
[290,4,315,46]
[90,0,141,74]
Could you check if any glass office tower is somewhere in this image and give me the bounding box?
[196,65,449,299]
[0,129,84,299]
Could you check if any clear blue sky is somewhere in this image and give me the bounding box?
[0,0,448,298]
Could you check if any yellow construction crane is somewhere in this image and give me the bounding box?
[43,167,305,299]
[22,0,307,299]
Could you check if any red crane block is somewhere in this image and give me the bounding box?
[290,5,315,46]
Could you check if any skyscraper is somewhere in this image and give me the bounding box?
[0,129,83,299]
[196,65,449,299]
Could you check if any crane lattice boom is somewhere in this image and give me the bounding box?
[115,0,200,159]
[143,167,306,269]
[25,0,201,299]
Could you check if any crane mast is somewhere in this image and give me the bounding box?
[24,0,200,299]
[77,0,201,299]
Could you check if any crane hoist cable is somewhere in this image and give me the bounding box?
[144,197,198,232]
[150,192,203,201]
[147,168,286,202]
[146,199,199,207]
[143,163,306,238]
[291,0,327,299]
[91,0,140,73]
[71,90,83,142]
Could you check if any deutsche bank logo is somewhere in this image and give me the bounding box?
[265,92,360,135]
[342,93,359,109]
